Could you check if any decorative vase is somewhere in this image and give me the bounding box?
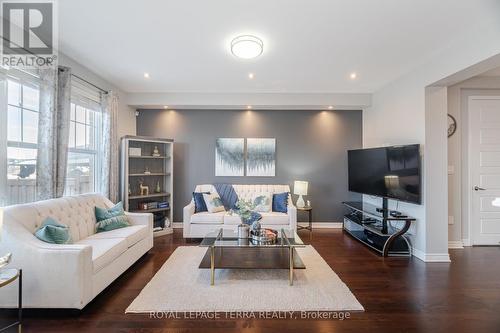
[155,181,161,193]
[251,220,261,232]
[237,224,250,239]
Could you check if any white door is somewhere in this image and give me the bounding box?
[470,96,500,245]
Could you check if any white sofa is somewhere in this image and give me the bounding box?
[0,194,153,309]
[183,184,297,238]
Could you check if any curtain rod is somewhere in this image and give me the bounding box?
[71,73,108,94]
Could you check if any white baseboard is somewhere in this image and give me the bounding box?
[412,247,451,262]
[462,238,472,246]
[448,240,464,249]
[172,222,343,229]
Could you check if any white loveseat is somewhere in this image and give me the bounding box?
[183,184,297,238]
[0,194,153,309]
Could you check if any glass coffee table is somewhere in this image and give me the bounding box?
[199,228,305,286]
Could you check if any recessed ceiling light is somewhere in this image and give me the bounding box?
[350,72,357,79]
[163,105,169,109]
[328,106,333,110]
[144,72,150,78]
[247,105,252,110]
[248,73,254,79]
[231,35,263,59]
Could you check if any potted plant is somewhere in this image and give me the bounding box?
[232,199,262,238]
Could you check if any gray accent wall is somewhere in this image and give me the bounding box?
[136,109,362,222]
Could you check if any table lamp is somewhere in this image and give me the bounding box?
[294,181,309,208]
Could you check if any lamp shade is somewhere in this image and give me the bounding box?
[294,181,308,196]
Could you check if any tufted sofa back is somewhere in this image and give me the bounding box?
[194,184,291,203]
[3,193,114,242]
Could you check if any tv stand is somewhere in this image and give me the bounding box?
[342,201,415,257]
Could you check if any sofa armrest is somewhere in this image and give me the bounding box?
[183,202,195,238]
[0,219,93,308]
[125,212,154,233]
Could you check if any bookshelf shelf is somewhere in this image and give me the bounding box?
[121,135,174,237]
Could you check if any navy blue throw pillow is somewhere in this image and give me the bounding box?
[193,192,210,213]
[272,192,289,213]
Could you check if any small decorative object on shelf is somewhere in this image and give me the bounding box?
[152,146,160,157]
[306,200,311,207]
[139,179,149,196]
[144,166,151,175]
[128,184,131,195]
[139,202,149,210]
[155,181,161,193]
[129,147,141,156]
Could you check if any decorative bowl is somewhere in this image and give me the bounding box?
[251,228,278,245]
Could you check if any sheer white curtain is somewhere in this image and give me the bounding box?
[36,66,71,200]
[0,69,7,206]
[99,91,119,202]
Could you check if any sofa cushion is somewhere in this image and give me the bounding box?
[272,192,289,213]
[76,238,128,273]
[95,202,130,233]
[193,192,210,213]
[34,217,72,244]
[251,192,272,212]
[85,225,148,248]
[191,211,225,224]
[260,212,289,225]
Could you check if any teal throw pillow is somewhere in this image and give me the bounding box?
[34,217,72,244]
[95,202,130,233]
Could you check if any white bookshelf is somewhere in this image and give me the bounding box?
[120,135,173,236]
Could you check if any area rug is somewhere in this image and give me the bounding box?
[126,245,364,313]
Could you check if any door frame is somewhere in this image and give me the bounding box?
[464,95,500,245]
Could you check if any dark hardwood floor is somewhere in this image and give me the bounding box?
[2,229,500,333]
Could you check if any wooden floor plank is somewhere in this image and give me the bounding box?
[1,229,500,333]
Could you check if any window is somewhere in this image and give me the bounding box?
[65,102,100,195]
[7,77,40,179]
[65,78,103,196]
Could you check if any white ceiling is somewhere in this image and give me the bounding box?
[58,0,500,94]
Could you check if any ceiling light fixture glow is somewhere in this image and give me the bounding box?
[144,72,150,78]
[163,105,169,109]
[328,106,333,110]
[350,72,357,79]
[231,35,263,59]
[248,73,254,79]
[247,105,252,110]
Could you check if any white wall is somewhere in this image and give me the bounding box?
[447,76,500,246]
[363,13,500,261]
[58,53,136,140]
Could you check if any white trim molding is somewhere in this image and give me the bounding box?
[462,238,472,246]
[412,248,451,262]
[448,240,464,249]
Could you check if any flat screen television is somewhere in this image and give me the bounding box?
[347,144,422,205]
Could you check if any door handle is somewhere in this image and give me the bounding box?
[474,186,486,191]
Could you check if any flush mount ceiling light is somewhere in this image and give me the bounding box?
[231,35,263,59]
